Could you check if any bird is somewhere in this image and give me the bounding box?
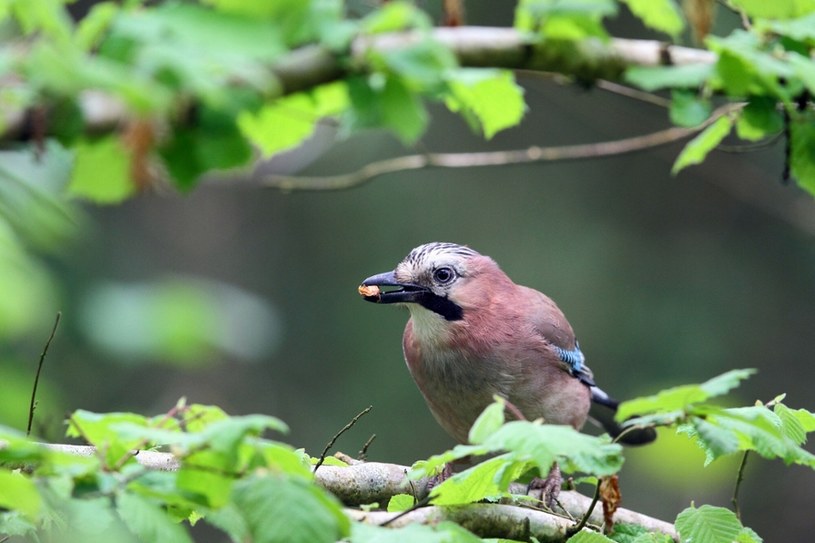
[358,242,656,449]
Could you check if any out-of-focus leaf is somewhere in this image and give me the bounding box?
[670,90,711,127]
[515,0,617,34]
[671,114,734,174]
[790,112,815,196]
[68,135,135,203]
[735,96,783,141]
[0,471,41,520]
[117,492,193,543]
[728,0,815,19]
[620,0,685,37]
[238,82,347,157]
[78,278,280,365]
[345,75,428,144]
[429,454,529,505]
[467,397,506,444]
[445,69,526,139]
[361,1,432,33]
[567,530,616,542]
[625,64,713,91]
[386,494,415,513]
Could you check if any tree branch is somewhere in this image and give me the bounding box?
[259,103,741,191]
[2,27,715,141]
[36,443,676,539]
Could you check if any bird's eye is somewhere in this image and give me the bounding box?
[433,267,456,284]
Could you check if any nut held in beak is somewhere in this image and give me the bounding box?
[358,284,381,299]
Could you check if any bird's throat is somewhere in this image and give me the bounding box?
[412,291,463,321]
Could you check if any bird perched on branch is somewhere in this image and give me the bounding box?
[358,242,656,448]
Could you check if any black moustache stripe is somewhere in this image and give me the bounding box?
[415,291,463,321]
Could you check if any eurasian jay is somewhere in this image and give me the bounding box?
[359,242,656,448]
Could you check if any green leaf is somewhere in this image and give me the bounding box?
[620,0,685,37]
[387,493,415,513]
[670,90,711,127]
[162,106,253,191]
[774,403,808,445]
[608,523,674,543]
[66,410,150,468]
[758,12,815,41]
[429,454,526,505]
[482,421,623,476]
[789,112,815,196]
[617,369,755,421]
[238,82,347,157]
[345,75,428,144]
[671,115,734,174]
[117,492,193,543]
[675,505,744,543]
[788,52,815,95]
[68,136,135,204]
[735,97,783,141]
[351,521,482,543]
[378,39,458,92]
[467,397,506,444]
[445,70,526,139]
[0,471,41,520]
[568,530,616,542]
[625,64,713,91]
[728,0,815,19]
[361,1,432,34]
[232,475,350,543]
[75,2,119,51]
[515,0,617,34]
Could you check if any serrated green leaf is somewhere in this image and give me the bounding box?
[66,410,150,467]
[238,82,347,157]
[670,90,711,127]
[625,64,712,91]
[351,520,481,543]
[736,526,764,543]
[790,112,815,196]
[387,493,415,513]
[68,136,135,204]
[429,454,523,505]
[445,69,526,139]
[232,475,350,543]
[467,397,506,444]
[609,522,674,543]
[617,369,754,421]
[117,492,193,543]
[0,471,41,520]
[675,505,744,543]
[774,403,807,445]
[672,115,734,174]
[620,0,684,37]
[483,421,623,476]
[735,97,783,141]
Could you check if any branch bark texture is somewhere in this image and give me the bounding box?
[40,444,677,540]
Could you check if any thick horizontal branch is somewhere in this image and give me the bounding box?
[2,27,715,140]
[40,444,676,539]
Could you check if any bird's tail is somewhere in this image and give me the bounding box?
[589,386,657,446]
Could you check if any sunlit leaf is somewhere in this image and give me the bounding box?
[790,112,815,196]
[118,492,193,543]
[620,0,685,37]
[728,0,815,19]
[625,64,713,91]
[69,136,135,204]
[735,96,783,141]
[446,70,526,139]
[617,369,754,420]
[671,115,734,174]
[675,505,747,543]
[0,471,41,520]
[386,494,415,513]
[670,90,711,127]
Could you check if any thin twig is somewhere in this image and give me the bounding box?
[358,433,377,461]
[380,495,433,527]
[313,405,372,473]
[260,103,742,191]
[732,450,750,520]
[27,312,61,437]
[595,80,672,108]
[567,478,602,537]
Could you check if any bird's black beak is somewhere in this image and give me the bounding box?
[359,271,427,304]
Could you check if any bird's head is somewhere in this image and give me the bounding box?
[359,242,503,322]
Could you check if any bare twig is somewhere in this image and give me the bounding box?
[358,433,377,461]
[732,450,749,520]
[27,312,61,437]
[380,495,433,527]
[595,80,672,108]
[313,405,373,473]
[260,103,742,191]
[568,478,602,537]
